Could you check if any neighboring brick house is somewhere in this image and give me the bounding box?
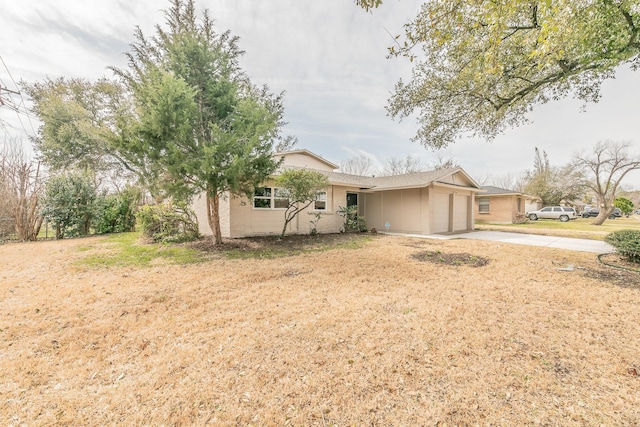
[475,186,540,224]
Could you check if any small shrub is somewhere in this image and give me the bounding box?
[605,230,640,263]
[93,189,139,234]
[136,203,200,243]
[308,211,322,236]
[337,205,368,232]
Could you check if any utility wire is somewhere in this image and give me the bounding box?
[0,55,37,136]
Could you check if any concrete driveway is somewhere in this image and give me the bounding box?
[386,230,614,254]
[455,231,613,253]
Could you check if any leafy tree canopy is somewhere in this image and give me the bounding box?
[614,196,634,214]
[523,147,585,206]
[24,78,136,178]
[112,0,294,243]
[275,169,329,238]
[41,172,97,239]
[357,0,640,148]
[355,0,383,11]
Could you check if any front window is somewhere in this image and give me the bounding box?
[274,188,289,209]
[313,191,327,211]
[254,187,272,208]
[479,198,490,213]
[254,187,289,209]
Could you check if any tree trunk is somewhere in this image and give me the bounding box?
[281,215,292,239]
[206,191,223,244]
[591,213,607,226]
[591,205,614,226]
[13,161,43,241]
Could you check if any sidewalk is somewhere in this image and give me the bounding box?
[384,230,614,254]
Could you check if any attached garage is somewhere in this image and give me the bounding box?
[361,170,481,236]
[432,192,451,234]
[453,194,470,231]
[429,191,472,234]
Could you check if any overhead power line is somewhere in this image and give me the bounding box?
[0,55,37,136]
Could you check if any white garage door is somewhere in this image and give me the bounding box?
[453,194,469,231]
[432,192,451,233]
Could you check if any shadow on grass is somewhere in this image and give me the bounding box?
[186,232,375,259]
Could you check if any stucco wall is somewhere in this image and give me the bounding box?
[363,189,424,233]
[192,192,231,237]
[278,152,335,171]
[225,184,347,237]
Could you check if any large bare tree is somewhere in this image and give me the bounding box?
[338,154,378,176]
[381,154,426,176]
[0,140,45,241]
[574,141,640,225]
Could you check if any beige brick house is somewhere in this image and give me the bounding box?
[475,186,540,224]
[193,149,483,237]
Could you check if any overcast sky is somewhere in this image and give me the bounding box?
[2,0,639,188]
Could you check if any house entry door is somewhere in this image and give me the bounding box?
[346,192,358,208]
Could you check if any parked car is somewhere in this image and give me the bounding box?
[526,206,577,222]
[581,207,622,219]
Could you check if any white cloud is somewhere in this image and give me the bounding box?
[1,0,638,187]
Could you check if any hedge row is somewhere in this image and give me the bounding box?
[605,230,640,264]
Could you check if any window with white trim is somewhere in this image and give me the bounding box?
[479,197,490,213]
[253,187,289,209]
[313,191,327,211]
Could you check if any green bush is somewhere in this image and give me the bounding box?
[41,173,96,239]
[337,205,368,232]
[605,230,640,263]
[93,188,140,235]
[136,203,200,243]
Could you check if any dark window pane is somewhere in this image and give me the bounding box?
[255,187,272,197]
[274,198,289,209]
[254,198,271,208]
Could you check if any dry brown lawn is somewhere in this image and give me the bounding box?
[1,234,640,426]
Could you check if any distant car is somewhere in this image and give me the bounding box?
[526,206,577,222]
[581,207,622,219]
[635,209,640,215]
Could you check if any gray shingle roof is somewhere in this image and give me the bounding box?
[480,185,521,195]
[326,167,479,191]
[278,164,481,192]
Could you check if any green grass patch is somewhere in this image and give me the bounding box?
[77,232,204,267]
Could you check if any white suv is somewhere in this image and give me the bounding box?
[527,206,577,222]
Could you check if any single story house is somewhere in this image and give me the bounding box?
[475,186,540,224]
[193,149,483,237]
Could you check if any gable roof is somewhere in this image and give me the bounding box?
[274,149,482,192]
[274,149,338,170]
[371,167,480,191]
[325,167,481,192]
[480,186,540,199]
[480,185,521,196]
